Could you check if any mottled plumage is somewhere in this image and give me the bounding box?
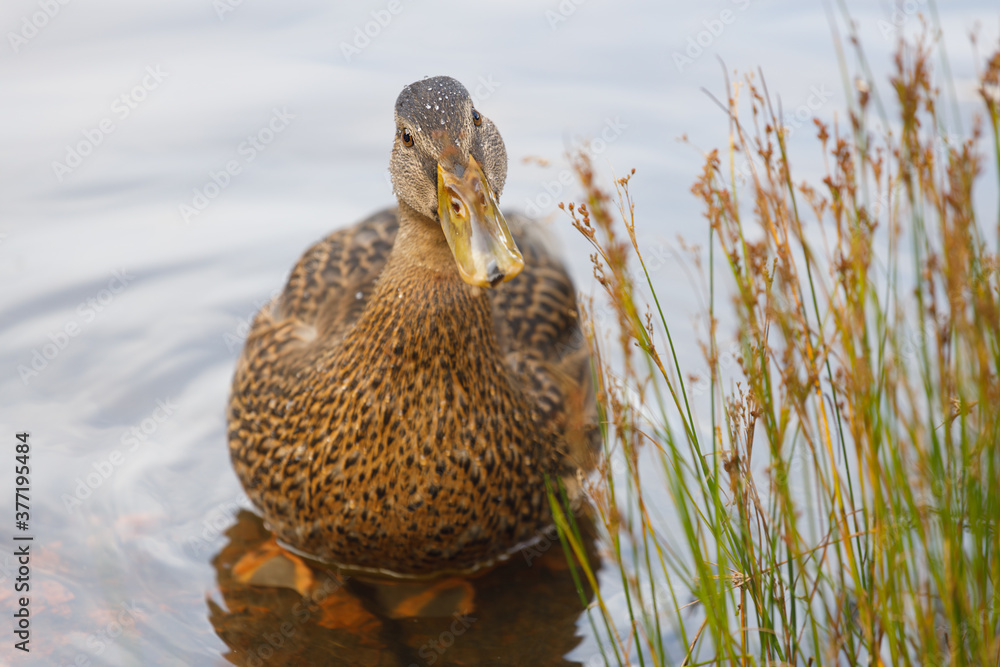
[228,76,597,576]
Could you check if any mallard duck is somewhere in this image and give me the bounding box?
[228,75,597,576]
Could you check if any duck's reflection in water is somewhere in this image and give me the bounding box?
[208,509,600,666]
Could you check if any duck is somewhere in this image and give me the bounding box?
[227,75,598,577]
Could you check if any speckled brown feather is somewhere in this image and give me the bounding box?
[228,207,597,575]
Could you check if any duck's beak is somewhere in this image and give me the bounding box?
[437,156,523,288]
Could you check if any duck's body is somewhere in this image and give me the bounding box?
[227,77,597,576]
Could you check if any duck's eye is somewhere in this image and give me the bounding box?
[401,128,414,147]
[472,109,482,127]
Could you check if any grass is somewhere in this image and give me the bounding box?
[553,19,1000,667]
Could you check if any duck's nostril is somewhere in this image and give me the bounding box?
[487,260,503,287]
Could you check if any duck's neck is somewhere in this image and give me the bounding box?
[349,201,499,357]
[384,200,465,282]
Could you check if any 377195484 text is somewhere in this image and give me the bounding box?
[12,432,33,653]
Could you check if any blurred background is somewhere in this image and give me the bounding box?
[0,0,995,664]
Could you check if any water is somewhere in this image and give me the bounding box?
[0,0,994,664]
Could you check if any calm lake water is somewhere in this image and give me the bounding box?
[0,0,994,664]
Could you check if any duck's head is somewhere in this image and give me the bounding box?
[390,76,523,288]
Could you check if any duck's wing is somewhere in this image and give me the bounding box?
[489,213,584,363]
[490,213,599,473]
[271,209,399,341]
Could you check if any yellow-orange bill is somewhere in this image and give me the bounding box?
[437,156,523,288]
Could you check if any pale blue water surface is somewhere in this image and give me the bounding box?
[0,0,995,664]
